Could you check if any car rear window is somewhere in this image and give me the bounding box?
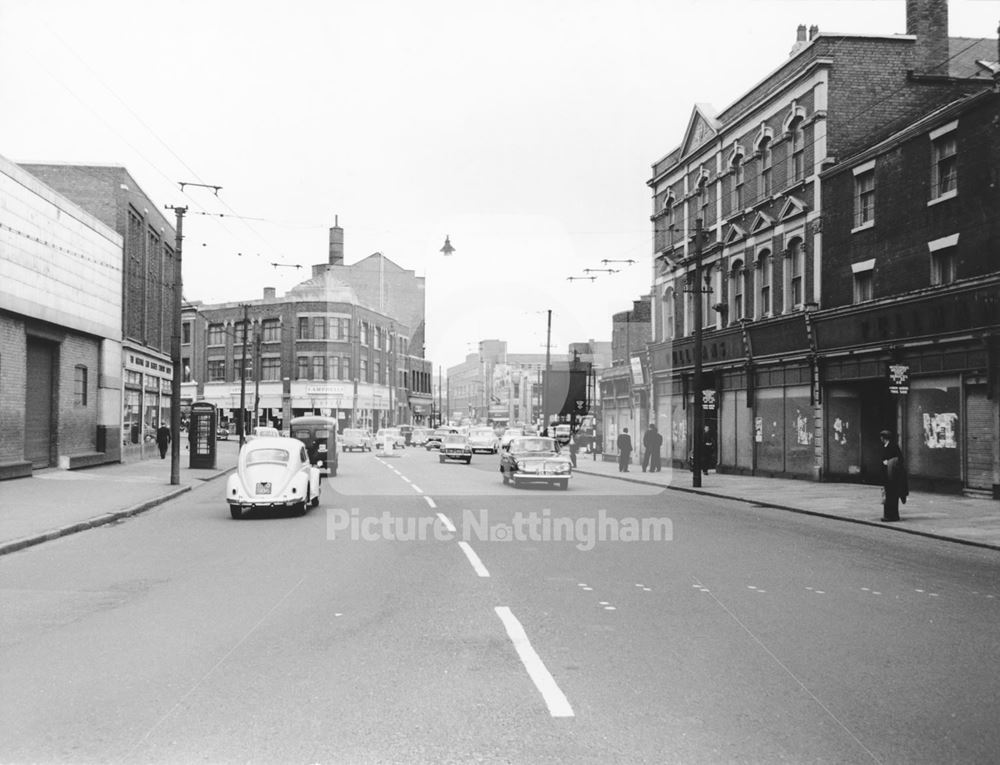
[246,448,290,465]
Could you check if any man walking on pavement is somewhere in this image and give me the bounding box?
[641,423,657,472]
[617,427,632,472]
[155,423,171,459]
[651,425,663,472]
[880,429,908,522]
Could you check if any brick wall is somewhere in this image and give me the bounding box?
[0,315,27,463]
[56,333,102,455]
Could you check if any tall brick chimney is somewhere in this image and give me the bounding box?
[263,287,276,299]
[329,214,344,266]
[906,0,949,76]
[789,24,808,57]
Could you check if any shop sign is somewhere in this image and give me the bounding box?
[887,364,910,395]
[701,389,716,411]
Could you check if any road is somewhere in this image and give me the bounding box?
[2,445,998,763]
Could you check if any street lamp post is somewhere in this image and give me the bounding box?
[691,219,706,488]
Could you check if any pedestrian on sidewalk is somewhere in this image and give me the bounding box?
[880,429,908,522]
[641,424,657,472]
[593,428,602,461]
[568,430,578,468]
[651,426,663,472]
[156,424,171,459]
[617,428,632,472]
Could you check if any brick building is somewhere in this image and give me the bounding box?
[599,296,651,458]
[18,163,178,462]
[645,0,997,491]
[0,154,123,478]
[182,224,432,433]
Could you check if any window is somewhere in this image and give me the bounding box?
[208,359,226,381]
[74,365,88,407]
[662,288,675,340]
[296,357,309,380]
[182,357,192,382]
[730,153,744,213]
[731,261,745,321]
[655,192,676,252]
[759,138,773,200]
[853,270,873,303]
[757,250,772,317]
[374,328,382,351]
[360,322,368,346]
[207,324,225,345]
[312,316,327,340]
[854,168,875,229]
[330,355,341,380]
[343,357,352,380]
[786,239,805,310]
[182,322,191,345]
[297,317,310,340]
[262,319,280,343]
[360,358,369,383]
[931,134,957,200]
[234,358,252,381]
[929,236,960,285]
[234,321,249,345]
[375,359,383,385]
[702,264,717,329]
[312,356,325,380]
[791,119,805,182]
[261,357,281,381]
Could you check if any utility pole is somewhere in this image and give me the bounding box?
[253,327,262,431]
[438,366,443,428]
[543,309,552,434]
[167,205,186,486]
[388,324,394,427]
[692,218,705,488]
[238,303,249,448]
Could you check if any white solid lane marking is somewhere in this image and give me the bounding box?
[424,496,437,509]
[436,512,456,533]
[400,476,411,483]
[494,606,574,718]
[411,484,423,494]
[458,542,490,577]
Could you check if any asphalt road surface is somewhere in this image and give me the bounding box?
[2,446,998,763]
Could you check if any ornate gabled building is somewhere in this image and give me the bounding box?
[646,0,998,492]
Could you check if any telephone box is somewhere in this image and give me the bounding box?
[188,402,218,469]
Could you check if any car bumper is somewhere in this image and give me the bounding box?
[440,451,471,460]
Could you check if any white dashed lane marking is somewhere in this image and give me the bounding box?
[436,513,456,533]
[457,542,490,578]
[495,606,574,718]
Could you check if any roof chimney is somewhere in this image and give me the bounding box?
[906,0,949,76]
[263,287,276,300]
[808,24,819,40]
[790,24,809,57]
[329,214,344,266]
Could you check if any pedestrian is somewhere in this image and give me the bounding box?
[641,423,657,472]
[568,430,578,468]
[879,429,908,522]
[651,426,663,472]
[617,427,632,472]
[592,428,602,461]
[155,424,171,459]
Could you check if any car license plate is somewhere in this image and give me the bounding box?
[256,482,271,494]
[319,445,327,452]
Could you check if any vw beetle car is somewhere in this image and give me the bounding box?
[226,437,321,519]
[500,436,572,489]
[439,433,473,464]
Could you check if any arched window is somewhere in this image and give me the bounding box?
[730,152,745,213]
[758,137,773,200]
[731,259,745,321]
[757,249,772,317]
[662,287,675,340]
[790,117,805,182]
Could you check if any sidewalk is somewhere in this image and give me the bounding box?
[573,453,1000,551]
[0,441,240,556]
[1,443,998,555]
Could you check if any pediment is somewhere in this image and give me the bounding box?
[724,223,747,245]
[682,103,721,156]
[749,211,775,234]
[779,195,808,220]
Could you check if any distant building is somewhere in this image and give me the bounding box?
[599,297,651,457]
[0,154,123,477]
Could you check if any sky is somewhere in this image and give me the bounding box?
[1,0,997,370]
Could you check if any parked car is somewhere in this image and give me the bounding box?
[411,427,433,447]
[341,428,373,452]
[226,436,321,519]
[553,423,572,445]
[468,427,500,454]
[289,416,339,477]
[499,436,572,489]
[439,434,472,464]
[375,427,405,450]
[425,427,458,450]
[248,426,280,441]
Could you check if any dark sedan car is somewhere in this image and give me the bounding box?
[439,434,472,464]
[499,436,572,489]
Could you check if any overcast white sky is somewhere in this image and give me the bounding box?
[2,1,997,369]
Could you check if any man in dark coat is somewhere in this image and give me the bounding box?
[616,427,632,472]
[641,424,657,473]
[651,426,663,472]
[880,429,907,522]
[156,424,171,459]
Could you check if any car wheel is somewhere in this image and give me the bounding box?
[502,471,509,485]
[311,491,320,508]
[230,506,241,520]
[465,457,472,464]
[439,456,445,463]
[558,479,569,490]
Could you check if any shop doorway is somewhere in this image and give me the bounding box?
[25,338,57,468]
[826,381,893,483]
[965,385,993,494]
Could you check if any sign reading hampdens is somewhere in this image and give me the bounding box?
[326,509,673,552]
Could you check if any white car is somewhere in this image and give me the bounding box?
[468,427,500,454]
[500,428,524,450]
[226,437,321,519]
[341,428,373,452]
[375,427,404,450]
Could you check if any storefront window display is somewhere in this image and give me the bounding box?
[826,387,862,477]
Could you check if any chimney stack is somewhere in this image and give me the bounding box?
[808,24,819,40]
[790,24,809,57]
[906,0,949,76]
[329,214,344,266]
[263,287,276,300]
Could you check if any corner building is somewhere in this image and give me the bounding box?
[645,0,997,494]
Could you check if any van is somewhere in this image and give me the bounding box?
[289,416,339,477]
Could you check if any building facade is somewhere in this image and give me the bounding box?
[0,154,124,478]
[599,297,651,458]
[19,163,178,462]
[645,1,997,493]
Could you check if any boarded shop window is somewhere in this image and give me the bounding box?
[906,377,960,481]
[74,365,88,407]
